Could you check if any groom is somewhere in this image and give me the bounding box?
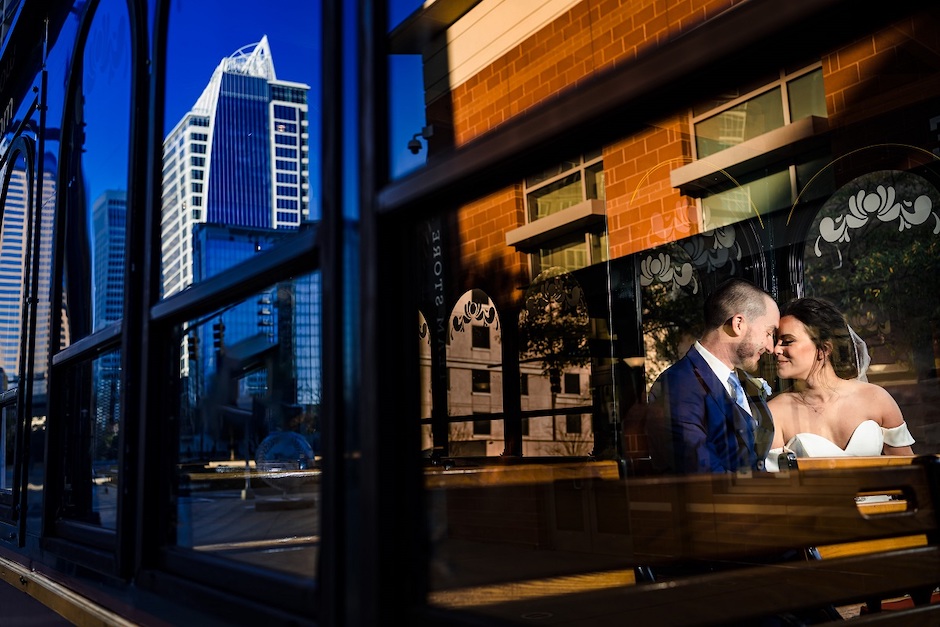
[646,278,779,474]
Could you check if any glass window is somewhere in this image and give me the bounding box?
[471,325,490,349]
[565,414,582,435]
[701,168,792,229]
[563,372,580,395]
[535,232,608,275]
[176,272,321,578]
[399,4,939,623]
[66,0,131,340]
[693,66,825,159]
[525,154,604,221]
[471,369,490,394]
[695,88,785,158]
[59,349,122,531]
[788,68,826,121]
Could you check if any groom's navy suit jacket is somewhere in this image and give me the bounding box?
[646,346,774,474]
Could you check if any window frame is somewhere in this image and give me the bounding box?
[689,63,824,159]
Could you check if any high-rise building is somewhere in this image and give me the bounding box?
[0,166,29,383]
[161,35,310,298]
[92,190,126,328]
[91,190,126,441]
[161,36,319,452]
[0,151,57,396]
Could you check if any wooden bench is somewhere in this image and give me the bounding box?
[425,455,940,625]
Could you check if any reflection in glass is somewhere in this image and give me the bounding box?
[517,268,594,456]
[389,54,428,179]
[79,0,130,335]
[788,68,826,121]
[60,350,122,530]
[0,153,29,386]
[177,274,321,578]
[526,155,604,221]
[695,88,784,158]
[701,168,790,229]
[418,311,433,454]
[804,169,940,382]
[161,34,312,297]
[537,234,606,274]
[445,291,502,457]
[639,243,706,388]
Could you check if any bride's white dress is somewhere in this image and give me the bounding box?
[765,420,914,472]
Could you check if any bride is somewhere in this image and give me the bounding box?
[765,297,914,472]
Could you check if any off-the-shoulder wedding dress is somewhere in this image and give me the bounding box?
[765,420,914,472]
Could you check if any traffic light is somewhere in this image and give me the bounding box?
[212,320,226,350]
[187,333,199,359]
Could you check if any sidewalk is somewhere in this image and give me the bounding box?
[0,579,73,626]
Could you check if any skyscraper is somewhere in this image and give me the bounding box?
[0,166,30,383]
[161,36,319,453]
[0,151,57,396]
[161,35,310,297]
[92,190,126,442]
[93,190,126,328]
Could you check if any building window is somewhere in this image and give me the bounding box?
[535,231,607,274]
[525,150,604,222]
[471,325,490,349]
[473,417,491,435]
[520,373,528,396]
[563,373,580,395]
[472,369,490,394]
[565,414,582,435]
[520,417,529,437]
[507,153,608,275]
[679,65,830,230]
[692,66,825,159]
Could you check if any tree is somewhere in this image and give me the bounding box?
[518,268,591,393]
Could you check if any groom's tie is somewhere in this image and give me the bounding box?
[728,372,750,416]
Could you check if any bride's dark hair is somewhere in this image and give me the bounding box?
[779,297,858,379]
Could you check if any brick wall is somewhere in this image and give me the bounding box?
[448,0,731,269]
[456,186,529,310]
[451,0,742,147]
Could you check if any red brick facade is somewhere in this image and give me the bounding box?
[447,3,940,297]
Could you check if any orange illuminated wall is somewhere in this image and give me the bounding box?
[456,186,529,310]
[448,0,730,268]
[447,2,940,274]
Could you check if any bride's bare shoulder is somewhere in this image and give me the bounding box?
[768,390,799,409]
[844,379,904,424]
[767,391,798,435]
[849,379,892,400]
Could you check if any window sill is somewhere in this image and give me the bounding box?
[671,115,829,197]
[506,198,606,251]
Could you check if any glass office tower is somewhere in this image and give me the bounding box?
[161,35,310,298]
[160,35,318,460]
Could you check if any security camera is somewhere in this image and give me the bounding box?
[407,136,422,154]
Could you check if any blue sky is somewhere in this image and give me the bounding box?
[77,0,429,214]
[163,0,430,206]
